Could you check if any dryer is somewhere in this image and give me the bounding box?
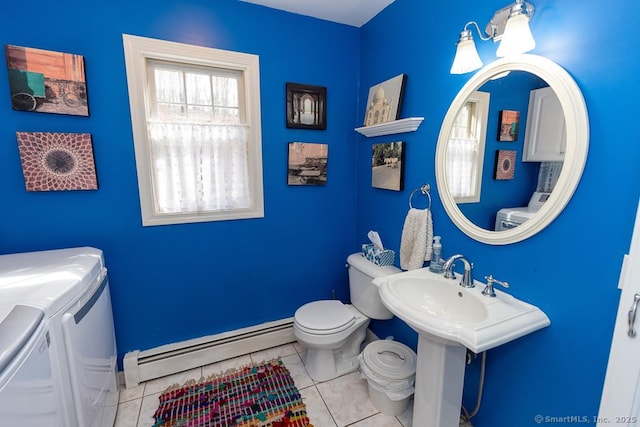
[0,247,119,427]
[495,192,551,231]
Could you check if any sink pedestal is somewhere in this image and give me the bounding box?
[414,334,466,427]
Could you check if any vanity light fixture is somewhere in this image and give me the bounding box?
[449,22,484,75]
[450,0,535,74]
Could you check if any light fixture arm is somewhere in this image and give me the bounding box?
[460,21,493,42]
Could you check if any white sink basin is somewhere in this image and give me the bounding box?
[375,267,550,426]
[375,268,550,353]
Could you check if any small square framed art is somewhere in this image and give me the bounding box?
[286,83,326,130]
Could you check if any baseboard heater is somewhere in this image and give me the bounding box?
[123,317,295,388]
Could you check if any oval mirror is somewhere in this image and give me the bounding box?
[435,54,589,245]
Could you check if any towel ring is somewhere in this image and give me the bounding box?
[409,183,431,210]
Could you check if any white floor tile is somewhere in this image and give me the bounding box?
[114,398,142,427]
[281,353,314,390]
[316,371,379,426]
[118,381,145,403]
[300,385,337,427]
[137,392,161,427]
[143,367,202,396]
[250,343,298,362]
[201,354,252,377]
[348,412,404,426]
[293,340,307,355]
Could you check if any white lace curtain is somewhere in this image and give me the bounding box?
[147,122,250,213]
[446,101,481,200]
[446,137,478,199]
[146,63,250,214]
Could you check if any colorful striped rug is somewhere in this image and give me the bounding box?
[153,359,312,427]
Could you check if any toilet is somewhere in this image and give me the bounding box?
[294,253,401,382]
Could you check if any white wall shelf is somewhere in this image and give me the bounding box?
[355,117,424,137]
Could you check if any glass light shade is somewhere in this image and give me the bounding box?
[450,39,483,74]
[496,13,535,57]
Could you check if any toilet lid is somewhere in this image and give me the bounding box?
[295,300,355,334]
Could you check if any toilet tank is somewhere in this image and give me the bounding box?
[347,253,401,320]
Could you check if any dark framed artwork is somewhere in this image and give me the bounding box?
[16,132,98,191]
[363,74,406,126]
[5,45,89,116]
[494,150,516,180]
[498,110,520,141]
[372,141,405,191]
[286,83,326,130]
[287,142,328,185]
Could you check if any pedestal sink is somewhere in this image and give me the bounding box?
[374,268,550,427]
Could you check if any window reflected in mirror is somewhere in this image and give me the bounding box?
[446,91,489,204]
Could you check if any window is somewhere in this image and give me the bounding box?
[123,35,263,226]
[446,91,489,203]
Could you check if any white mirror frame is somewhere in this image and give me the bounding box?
[435,54,589,245]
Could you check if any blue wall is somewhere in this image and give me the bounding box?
[0,0,359,356]
[2,0,640,425]
[358,0,640,425]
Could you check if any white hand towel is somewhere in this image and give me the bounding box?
[400,208,434,270]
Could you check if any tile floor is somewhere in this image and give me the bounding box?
[115,342,413,427]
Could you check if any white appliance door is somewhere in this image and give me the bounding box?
[599,199,640,426]
[62,276,118,427]
[0,305,62,426]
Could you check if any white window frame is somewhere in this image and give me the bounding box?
[122,34,264,226]
[447,90,489,204]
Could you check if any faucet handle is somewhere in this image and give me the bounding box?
[482,275,510,297]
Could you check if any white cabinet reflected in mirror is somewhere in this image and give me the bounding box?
[435,55,589,245]
[523,86,566,162]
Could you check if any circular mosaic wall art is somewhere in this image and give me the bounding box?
[16,132,98,191]
[494,149,517,181]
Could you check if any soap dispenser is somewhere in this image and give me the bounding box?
[429,236,444,273]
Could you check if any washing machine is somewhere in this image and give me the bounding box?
[495,191,551,231]
[0,247,119,427]
[0,304,63,426]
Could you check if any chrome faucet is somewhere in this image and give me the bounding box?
[442,254,475,288]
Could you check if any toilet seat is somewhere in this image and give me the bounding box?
[294,300,356,335]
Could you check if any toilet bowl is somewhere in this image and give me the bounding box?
[294,301,369,381]
[294,253,401,382]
